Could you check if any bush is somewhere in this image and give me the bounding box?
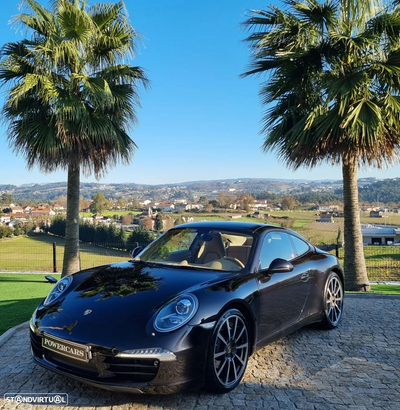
[126,228,155,251]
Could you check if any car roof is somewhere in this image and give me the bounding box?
[172,220,281,235]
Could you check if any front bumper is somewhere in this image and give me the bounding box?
[30,321,212,393]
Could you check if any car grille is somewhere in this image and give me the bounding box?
[30,331,159,383]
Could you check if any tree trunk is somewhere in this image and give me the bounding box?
[342,159,370,291]
[62,165,81,277]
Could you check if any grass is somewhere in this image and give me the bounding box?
[0,233,130,272]
[0,274,398,336]
[0,273,61,334]
[369,284,400,294]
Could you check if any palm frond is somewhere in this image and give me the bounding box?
[242,0,400,170]
[0,0,147,178]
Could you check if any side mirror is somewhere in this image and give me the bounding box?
[267,258,293,273]
[45,275,58,284]
[132,246,144,258]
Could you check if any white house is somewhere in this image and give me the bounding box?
[0,214,11,224]
[361,224,400,245]
[11,206,24,214]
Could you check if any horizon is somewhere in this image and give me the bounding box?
[1,0,400,185]
[1,175,392,189]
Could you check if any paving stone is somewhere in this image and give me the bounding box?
[0,296,399,409]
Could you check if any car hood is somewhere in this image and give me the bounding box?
[47,261,228,324]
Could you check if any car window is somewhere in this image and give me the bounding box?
[137,227,254,272]
[290,235,310,258]
[259,232,295,270]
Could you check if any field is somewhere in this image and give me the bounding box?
[0,233,130,272]
[1,210,399,280]
[190,210,343,244]
[0,273,61,334]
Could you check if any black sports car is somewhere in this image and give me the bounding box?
[30,221,344,393]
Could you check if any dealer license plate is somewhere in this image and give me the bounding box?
[42,333,91,363]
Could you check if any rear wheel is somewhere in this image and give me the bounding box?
[320,272,344,329]
[205,309,249,393]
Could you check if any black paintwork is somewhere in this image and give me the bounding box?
[30,221,343,393]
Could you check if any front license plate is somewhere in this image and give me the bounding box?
[42,333,91,363]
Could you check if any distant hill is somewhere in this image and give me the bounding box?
[2,177,398,204]
[0,178,341,201]
[358,178,400,204]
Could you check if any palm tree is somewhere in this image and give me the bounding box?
[243,0,400,291]
[0,0,148,276]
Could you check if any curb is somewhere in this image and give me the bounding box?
[0,321,29,348]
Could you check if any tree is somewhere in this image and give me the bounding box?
[0,0,147,276]
[53,196,68,208]
[117,199,126,209]
[237,193,255,212]
[281,195,296,211]
[198,196,209,206]
[90,192,109,215]
[128,197,140,210]
[218,192,235,210]
[243,0,400,291]
[155,213,164,232]
[206,203,214,213]
[79,196,91,212]
[1,193,13,204]
[121,214,134,225]
[126,227,155,251]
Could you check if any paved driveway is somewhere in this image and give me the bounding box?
[1,295,400,410]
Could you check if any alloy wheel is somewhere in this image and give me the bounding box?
[212,313,249,389]
[324,273,344,327]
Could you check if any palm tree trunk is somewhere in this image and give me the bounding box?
[62,165,81,277]
[342,159,370,291]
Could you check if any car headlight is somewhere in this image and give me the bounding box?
[43,276,72,306]
[154,294,198,332]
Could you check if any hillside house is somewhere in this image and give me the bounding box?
[370,210,383,218]
[0,214,11,224]
[31,208,55,217]
[11,206,24,214]
[156,203,175,212]
[361,224,400,245]
[37,203,50,210]
[317,212,334,223]
[53,204,65,212]
[361,205,374,212]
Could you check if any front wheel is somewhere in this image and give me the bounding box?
[320,272,344,329]
[205,309,249,393]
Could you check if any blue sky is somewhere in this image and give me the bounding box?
[0,0,399,186]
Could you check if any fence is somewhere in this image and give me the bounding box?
[0,240,134,272]
[0,236,399,281]
[320,244,400,282]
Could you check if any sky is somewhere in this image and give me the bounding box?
[0,0,399,187]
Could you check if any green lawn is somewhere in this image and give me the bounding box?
[0,273,399,336]
[0,273,61,334]
[369,284,400,294]
[0,233,131,272]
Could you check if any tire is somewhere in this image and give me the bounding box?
[205,309,249,393]
[319,272,344,329]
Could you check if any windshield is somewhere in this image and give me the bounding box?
[136,227,254,272]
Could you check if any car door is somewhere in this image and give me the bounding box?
[256,231,311,343]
